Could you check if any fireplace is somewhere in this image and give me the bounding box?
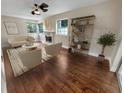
[44,31,55,44]
[45,36,52,43]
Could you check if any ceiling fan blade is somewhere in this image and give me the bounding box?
[39,3,48,9]
[42,9,48,12]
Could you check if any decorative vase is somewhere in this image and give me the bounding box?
[77,44,81,49]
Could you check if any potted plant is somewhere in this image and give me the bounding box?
[97,32,116,61]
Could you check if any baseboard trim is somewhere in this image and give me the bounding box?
[107,57,113,72]
[88,52,98,57]
[116,72,122,91]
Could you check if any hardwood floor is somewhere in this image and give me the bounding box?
[3,48,120,93]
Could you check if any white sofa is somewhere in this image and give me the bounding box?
[8,36,35,47]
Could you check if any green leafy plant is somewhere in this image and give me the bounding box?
[97,32,116,56]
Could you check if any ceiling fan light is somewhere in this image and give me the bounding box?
[34,9,40,15]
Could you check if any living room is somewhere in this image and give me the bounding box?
[1,0,122,93]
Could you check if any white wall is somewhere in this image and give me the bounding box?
[1,16,38,47]
[110,42,122,72]
[44,0,122,65]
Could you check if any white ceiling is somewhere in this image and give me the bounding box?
[2,0,110,20]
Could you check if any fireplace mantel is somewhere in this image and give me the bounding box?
[43,30,55,33]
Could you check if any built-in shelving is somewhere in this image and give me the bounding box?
[70,15,95,54]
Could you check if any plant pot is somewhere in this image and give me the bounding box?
[97,54,105,62]
[68,48,72,53]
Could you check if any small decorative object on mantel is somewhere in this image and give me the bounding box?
[77,44,81,49]
[97,32,116,62]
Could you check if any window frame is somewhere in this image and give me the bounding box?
[27,22,44,33]
[38,23,44,33]
[56,18,69,36]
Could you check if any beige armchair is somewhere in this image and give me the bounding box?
[44,43,62,57]
[19,49,42,69]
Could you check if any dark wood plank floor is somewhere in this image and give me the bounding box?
[3,48,120,93]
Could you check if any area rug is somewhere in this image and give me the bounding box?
[7,48,28,77]
[7,47,51,77]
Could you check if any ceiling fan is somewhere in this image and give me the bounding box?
[31,3,49,15]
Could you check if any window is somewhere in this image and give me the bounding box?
[38,23,43,33]
[27,23,37,33]
[56,19,68,35]
[27,23,44,33]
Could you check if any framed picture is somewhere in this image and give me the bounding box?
[4,22,19,35]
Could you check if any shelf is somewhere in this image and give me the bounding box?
[70,15,95,55]
[71,47,89,54]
